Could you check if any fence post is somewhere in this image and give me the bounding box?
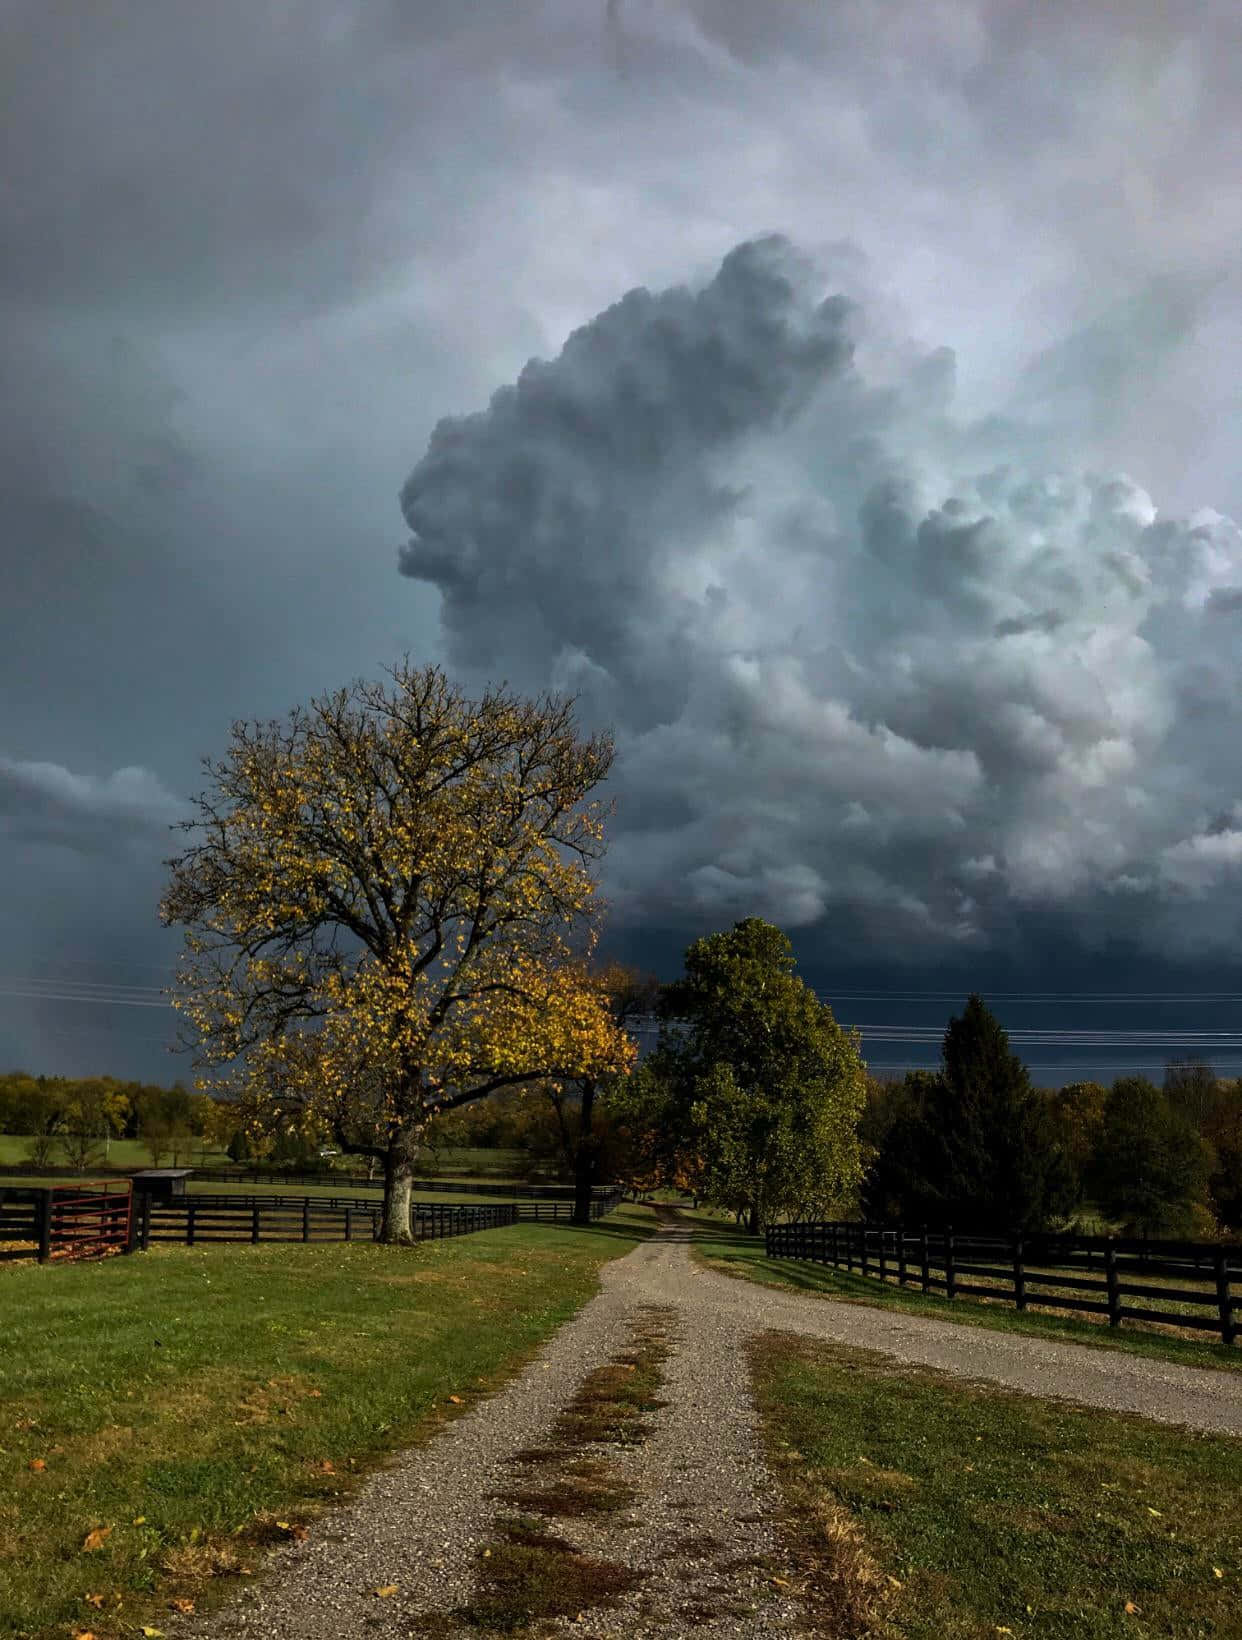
[187,1198,197,1248]
[845,1223,854,1273]
[944,1227,956,1300]
[37,1190,53,1264]
[1214,1249,1236,1346]
[141,1191,151,1251]
[1013,1233,1026,1312]
[251,1203,261,1245]
[897,1223,907,1288]
[860,1224,869,1279]
[302,1199,310,1244]
[878,1228,887,1285]
[345,1207,353,1243]
[1105,1239,1121,1328]
[920,1224,930,1293]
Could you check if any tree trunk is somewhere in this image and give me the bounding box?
[572,1080,597,1226]
[380,1145,415,1244]
[747,1190,765,1237]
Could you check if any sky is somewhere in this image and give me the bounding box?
[4,0,1242,1090]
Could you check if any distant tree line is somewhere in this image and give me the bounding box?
[860,1006,1241,1238]
[0,1071,240,1172]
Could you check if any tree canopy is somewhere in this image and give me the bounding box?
[159,658,636,1240]
[644,917,866,1232]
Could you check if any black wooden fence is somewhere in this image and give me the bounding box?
[765,1220,1240,1346]
[2,1184,623,1260]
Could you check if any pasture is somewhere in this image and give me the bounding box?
[0,1207,652,1639]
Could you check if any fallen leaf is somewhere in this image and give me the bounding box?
[374,1584,399,1598]
[1147,1507,1163,1517]
[1125,1601,1142,1615]
[886,1576,903,1589]
[133,1516,146,1526]
[447,1395,463,1405]
[142,1627,165,1637]
[28,1459,45,1472]
[311,1459,335,1473]
[82,1527,113,1552]
[275,1521,291,1530]
[306,1388,322,1398]
[1214,1567,1224,1579]
[170,1598,196,1614]
[996,1629,1013,1636]
[73,1631,97,1639]
[770,1576,789,1588]
[84,1593,105,1608]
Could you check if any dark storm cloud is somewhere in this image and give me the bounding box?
[4,0,1242,1080]
[398,235,1242,968]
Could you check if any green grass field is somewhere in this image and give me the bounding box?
[0,1205,655,1640]
[751,1330,1241,1638]
[681,1210,1242,1373]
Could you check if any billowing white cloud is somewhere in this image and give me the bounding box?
[399,235,1242,962]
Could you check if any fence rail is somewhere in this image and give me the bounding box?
[136,1197,520,1247]
[765,1220,1240,1346]
[3,1183,622,1260]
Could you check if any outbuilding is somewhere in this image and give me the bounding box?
[130,1168,192,1203]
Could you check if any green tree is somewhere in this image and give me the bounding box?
[1089,1077,1212,1236]
[862,998,1076,1232]
[648,918,866,1234]
[1049,1080,1109,1204]
[1203,1083,1242,1229]
[859,1070,943,1223]
[1163,1057,1225,1132]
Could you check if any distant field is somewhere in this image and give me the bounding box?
[0,1135,229,1171]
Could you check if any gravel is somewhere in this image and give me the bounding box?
[181,1213,1242,1640]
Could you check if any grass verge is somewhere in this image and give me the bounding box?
[683,1211,1242,1374]
[0,1205,654,1639]
[749,1329,1242,1639]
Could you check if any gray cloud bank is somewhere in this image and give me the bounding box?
[401,235,1242,967]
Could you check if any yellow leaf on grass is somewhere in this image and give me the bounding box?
[133,1516,146,1525]
[1125,1601,1142,1615]
[1214,1568,1224,1579]
[142,1628,165,1637]
[170,1598,196,1614]
[28,1458,46,1472]
[82,1527,113,1552]
[74,1631,98,1639]
[84,1593,105,1608]
[447,1396,463,1405]
[374,1584,399,1598]
[1147,1507,1163,1517]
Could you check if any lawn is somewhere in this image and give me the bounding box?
[682,1210,1242,1374]
[751,1330,1241,1638]
[0,1204,654,1639]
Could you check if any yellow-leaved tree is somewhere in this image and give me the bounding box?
[158,658,636,1241]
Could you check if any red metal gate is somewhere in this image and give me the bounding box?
[48,1182,133,1261]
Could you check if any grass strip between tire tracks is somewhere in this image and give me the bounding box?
[0,1206,655,1639]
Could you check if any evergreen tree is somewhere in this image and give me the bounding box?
[862,996,1075,1232]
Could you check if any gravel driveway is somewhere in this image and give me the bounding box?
[182,1212,1242,1640]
